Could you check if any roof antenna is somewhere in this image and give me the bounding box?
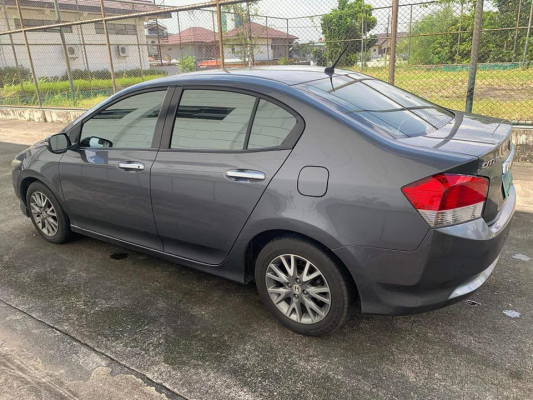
[324,42,350,90]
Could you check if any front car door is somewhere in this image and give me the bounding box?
[60,87,173,250]
[150,87,304,265]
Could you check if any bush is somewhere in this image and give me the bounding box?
[178,55,196,73]
[277,57,290,65]
[0,66,31,87]
[60,68,168,81]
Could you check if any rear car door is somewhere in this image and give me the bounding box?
[150,87,304,264]
[60,87,173,250]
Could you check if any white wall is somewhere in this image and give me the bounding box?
[224,38,275,62]
[0,6,150,77]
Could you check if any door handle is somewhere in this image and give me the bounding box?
[118,161,145,171]
[225,169,266,182]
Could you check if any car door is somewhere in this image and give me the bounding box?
[150,87,304,264]
[59,87,173,250]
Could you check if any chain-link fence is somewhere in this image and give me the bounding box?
[0,0,531,123]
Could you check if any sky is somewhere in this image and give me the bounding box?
[146,0,497,42]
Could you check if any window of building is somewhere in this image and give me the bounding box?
[95,22,137,36]
[14,18,72,33]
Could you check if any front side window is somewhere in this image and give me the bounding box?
[80,90,166,149]
[171,90,256,150]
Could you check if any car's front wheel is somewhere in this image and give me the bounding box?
[26,181,72,244]
[255,237,352,336]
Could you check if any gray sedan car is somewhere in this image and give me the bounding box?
[12,66,515,335]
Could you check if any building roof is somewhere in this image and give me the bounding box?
[4,0,166,16]
[163,27,217,44]
[224,22,298,40]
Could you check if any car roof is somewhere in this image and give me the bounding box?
[139,65,370,88]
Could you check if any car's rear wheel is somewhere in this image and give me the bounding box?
[26,181,71,244]
[255,237,351,336]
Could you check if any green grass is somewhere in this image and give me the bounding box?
[351,66,533,121]
[0,74,166,108]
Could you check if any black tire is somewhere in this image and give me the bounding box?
[255,237,352,336]
[26,181,72,244]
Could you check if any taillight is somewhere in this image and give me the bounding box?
[402,173,489,228]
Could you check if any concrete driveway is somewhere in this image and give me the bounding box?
[1,121,532,399]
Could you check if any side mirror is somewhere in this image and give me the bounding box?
[88,137,113,148]
[79,136,113,148]
[45,133,71,154]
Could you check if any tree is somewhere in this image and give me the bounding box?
[223,2,260,66]
[320,0,377,67]
[401,0,532,65]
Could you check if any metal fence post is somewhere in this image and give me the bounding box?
[360,0,364,69]
[212,10,217,60]
[53,0,76,105]
[512,0,522,62]
[155,19,163,67]
[14,0,41,106]
[522,0,533,66]
[74,0,91,83]
[265,16,269,62]
[465,0,484,113]
[1,0,24,94]
[99,0,117,93]
[388,0,399,85]
[407,4,412,65]
[285,18,289,60]
[456,1,464,63]
[247,3,254,66]
[177,11,183,67]
[216,1,225,69]
[134,19,144,81]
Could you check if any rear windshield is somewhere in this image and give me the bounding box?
[297,75,454,138]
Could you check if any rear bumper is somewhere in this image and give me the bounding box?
[334,185,516,315]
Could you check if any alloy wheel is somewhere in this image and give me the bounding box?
[29,191,59,237]
[265,254,331,324]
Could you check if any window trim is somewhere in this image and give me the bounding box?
[74,86,175,151]
[159,85,305,153]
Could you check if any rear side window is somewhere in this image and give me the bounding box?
[171,90,298,151]
[248,99,296,149]
[298,76,453,138]
[171,90,255,150]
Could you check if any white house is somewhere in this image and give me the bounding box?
[0,0,167,77]
[161,27,218,64]
[224,22,298,62]
[144,20,168,58]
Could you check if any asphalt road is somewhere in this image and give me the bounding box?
[1,131,532,399]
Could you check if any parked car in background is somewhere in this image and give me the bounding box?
[12,66,515,335]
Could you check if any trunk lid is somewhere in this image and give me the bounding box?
[398,112,513,223]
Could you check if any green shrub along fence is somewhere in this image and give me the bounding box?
[0,67,167,108]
